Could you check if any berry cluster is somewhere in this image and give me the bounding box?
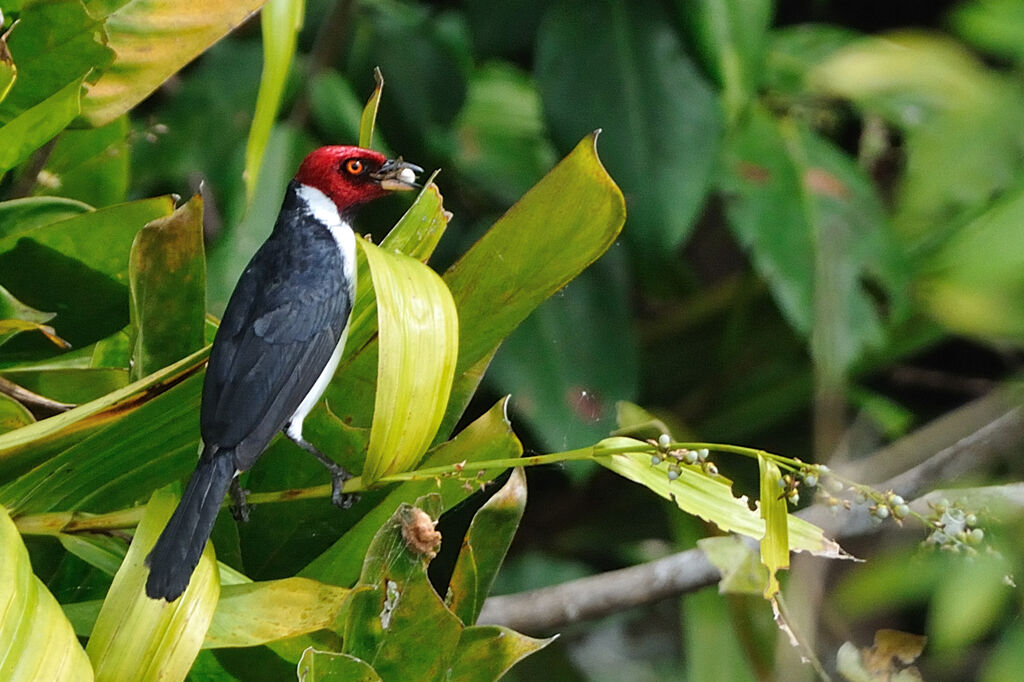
[648,434,718,479]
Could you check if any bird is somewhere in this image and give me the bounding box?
[145,146,422,601]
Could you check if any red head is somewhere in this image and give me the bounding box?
[294,146,422,213]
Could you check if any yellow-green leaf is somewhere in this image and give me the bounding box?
[0,76,83,174]
[244,0,304,203]
[81,0,267,126]
[203,578,347,649]
[0,26,14,105]
[85,488,219,681]
[359,67,383,149]
[297,648,382,681]
[596,438,847,558]
[757,454,789,599]
[0,504,93,681]
[359,240,458,484]
[128,193,206,380]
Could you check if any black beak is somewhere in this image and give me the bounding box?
[372,157,423,191]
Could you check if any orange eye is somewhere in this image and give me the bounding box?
[345,159,365,175]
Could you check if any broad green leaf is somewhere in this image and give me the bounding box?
[0,1,111,123]
[674,0,772,127]
[719,105,905,375]
[0,196,174,284]
[360,240,458,484]
[359,67,383,149]
[81,0,268,126]
[445,625,554,681]
[440,131,625,433]
[342,497,463,681]
[596,438,848,558]
[536,0,721,250]
[0,345,207,500]
[203,578,347,649]
[301,398,520,589]
[757,454,788,599]
[86,488,218,681]
[129,193,206,380]
[929,550,1011,651]
[0,394,33,435]
[762,24,859,96]
[0,504,93,681]
[446,467,526,625]
[0,196,92,239]
[918,183,1024,341]
[0,76,83,175]
[58,533,126,577]
[244,0,304,204]
[810,33,1024,243]
[0,283,62,348]
[297,648,381,681]
[35,116,130,207]
[451,62,557,204]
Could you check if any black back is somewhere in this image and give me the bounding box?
[201,182,352,470]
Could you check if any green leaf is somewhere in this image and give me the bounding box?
[0,196,92,240]
[674,0,772,127]
[301,398,520,589]
[951,0,1024,62]
[0,25,15,105]
[360,239,459,484]
[80,0,268,126]
[719,105,905,375]
[918,183,1024,341]
[35,116,130,207]
[359,67,383,150]
[0,283,62,348]
[86,488,218,680]
[697,535,768,595]
[0,504,92,681]
[757,454,788,599]
[297,648,382,682]
[0,75,83,175]
[309,71,374,152]
[444,625,554,681]
[536,0,721,250]
[762,24,859,96]
[446,467,526,625]
[244,0,304,204]
[596,438,848,559]
[203,578,347,649]
[128,193,206,380]
[0,393,33,435]
[0,0,111,124]
[810,33,1024,243]
[342,497,463,681]
[440,131,625,433]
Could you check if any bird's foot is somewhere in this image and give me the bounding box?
[326,462,359,509]
[229,478,251,522]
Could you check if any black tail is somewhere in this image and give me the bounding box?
[145,451,235,601]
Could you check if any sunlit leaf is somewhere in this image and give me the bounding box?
[445,625,554,681]
[0,76,83,175]
[757,454,788,599]
[697,535,768,595]
[81,0,268,126]
[244,0,304,204]
[360,240,458,484]
[446,467,526,625]
[596,438,849,559]
[203,578,347,649]
[0,394,33,435]
[439,131,625,434]
[359,67,383,149]
[0,504,92,681]
[0,196,93,240]
[86,488,218,680]
[129,193,206,380]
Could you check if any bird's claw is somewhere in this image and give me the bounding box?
[327,463,358,509]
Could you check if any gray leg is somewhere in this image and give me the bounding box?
[229,476,251,522]
[285,430,358,509]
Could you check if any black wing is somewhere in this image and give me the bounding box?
[201,215,350,469]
